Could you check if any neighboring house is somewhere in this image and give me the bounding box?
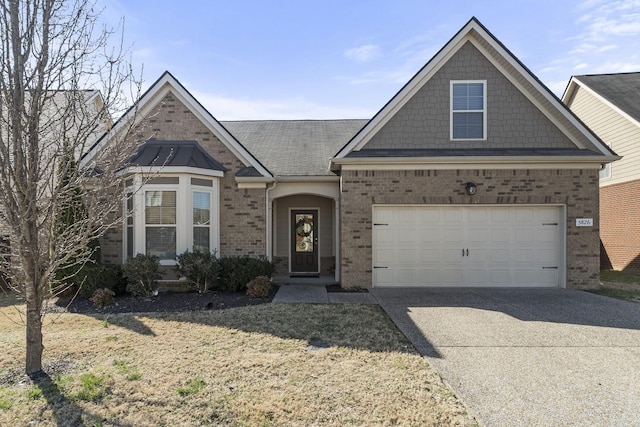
[84,17,617,289]
[563,72,640,271]
[0,90,108,270]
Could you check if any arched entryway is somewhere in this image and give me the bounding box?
[272,194,336,277]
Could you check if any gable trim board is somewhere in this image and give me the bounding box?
[333,17,616,163]
[80,71,272,178]
[563,75,640,130]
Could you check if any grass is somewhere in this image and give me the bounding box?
[597,270,640,303]
[0,299,477,426]
[600,269,640,285]
[177,377,206,396]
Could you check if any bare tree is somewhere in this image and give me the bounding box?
[0,0,141,375]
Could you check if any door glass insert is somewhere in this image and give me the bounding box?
[294,213,314,253]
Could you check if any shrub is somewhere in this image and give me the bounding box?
[218,256,275,293]
[175,250,221,293]
[74,264,127,299]
[246,275,271,298]
[89,288,115,307]
[122,254,161,297]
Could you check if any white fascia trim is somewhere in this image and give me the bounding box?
[165,81,271,178]
[275,175,340,183]
[237,182,268,189]
[81,73,272,177]
[565,78,640,130]
[121,165,224,178]
[335,27,470,159]
[336,156,615,171]
[336,20,614,159]
[468,34,612,156]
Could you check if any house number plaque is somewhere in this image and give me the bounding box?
[576,218,593,227]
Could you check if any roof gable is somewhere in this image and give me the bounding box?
[81,71,272,177]
[334,17,614,160]
[563,73,640,128]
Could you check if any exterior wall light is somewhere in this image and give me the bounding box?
[465,182,477,195]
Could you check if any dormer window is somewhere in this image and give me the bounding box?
[451,81,486,140]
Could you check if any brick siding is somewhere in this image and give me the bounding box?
[100,91,266,263]
[600,179,640,271]
[340,168,600,289]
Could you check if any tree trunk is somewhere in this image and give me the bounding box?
[25,296,43,375]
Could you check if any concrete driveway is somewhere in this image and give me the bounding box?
[371,288,640,426]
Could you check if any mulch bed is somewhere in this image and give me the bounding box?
[26,284,368,316]
[46,286,280,315]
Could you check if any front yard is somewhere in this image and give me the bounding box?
[0,297,476,426]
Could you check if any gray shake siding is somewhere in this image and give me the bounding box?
[364,42,576,150]
[340,168,600,289]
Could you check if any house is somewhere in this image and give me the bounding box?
[563,72,640,271]
[83,17,617,289]
[0,90,109,284]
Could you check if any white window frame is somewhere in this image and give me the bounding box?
[450,80,487,141]
[191,188,213,253]
[124,174,220,265]
[144,188,178,262]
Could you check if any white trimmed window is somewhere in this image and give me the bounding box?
[451,81,486,140]
[124,174,220,264]
[145,190,177,259]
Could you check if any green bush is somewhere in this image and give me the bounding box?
[246,275,272,298]
[122,254,161,297]
[74,264,127,299]
[175,250,221,293]
[219,256,275,293]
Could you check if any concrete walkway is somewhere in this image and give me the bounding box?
[371,287,640,426]
[273,284,377,304]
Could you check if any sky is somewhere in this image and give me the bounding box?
[100,0,640,120]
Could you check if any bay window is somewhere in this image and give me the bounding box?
[124,174,219,264]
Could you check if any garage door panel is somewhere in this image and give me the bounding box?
[372,205,563,288]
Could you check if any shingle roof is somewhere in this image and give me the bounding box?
[221,120,367,176]
[128,140,227,171]
[575,72,640,123]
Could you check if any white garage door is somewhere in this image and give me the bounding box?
[372,205,564,287]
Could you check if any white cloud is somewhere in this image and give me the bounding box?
[344,44,381,63]
[573,63,588,70]
[591,60,640,73]
[192,91,373,120]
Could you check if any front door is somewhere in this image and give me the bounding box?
[291,209,319,274]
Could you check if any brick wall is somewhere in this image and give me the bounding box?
[600,179,640,271]
[100,90,267,263]
[340,168,600,289]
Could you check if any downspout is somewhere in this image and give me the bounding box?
[265,180,278,261]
